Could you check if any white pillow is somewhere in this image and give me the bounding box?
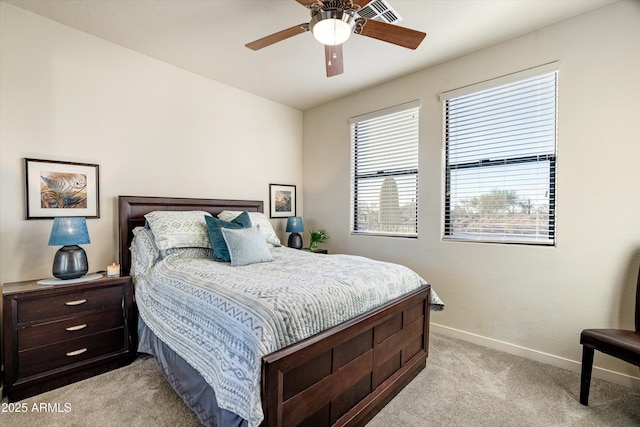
[220,227,273,266]
[217,211,281,246]
[144,210,212,251]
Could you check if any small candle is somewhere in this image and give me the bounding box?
[107,262,120,277]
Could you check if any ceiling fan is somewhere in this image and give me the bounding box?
[245,0,426,77]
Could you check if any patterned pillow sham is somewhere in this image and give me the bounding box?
[217,211,281,246]
[220,226,273,266]
[144,210,212,251]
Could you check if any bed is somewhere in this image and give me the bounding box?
[118,195,441,427]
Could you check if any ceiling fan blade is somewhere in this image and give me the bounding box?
[352,0,374,7]
[245,24,308,50]
[359,19,426,50]
[325,44,344,77]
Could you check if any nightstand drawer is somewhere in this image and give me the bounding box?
[18,327,125,378]
[17,286,124,323]
[18,309,125,351]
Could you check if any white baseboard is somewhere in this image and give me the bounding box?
[431,323,640,391]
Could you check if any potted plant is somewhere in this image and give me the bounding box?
[309,229,329,252]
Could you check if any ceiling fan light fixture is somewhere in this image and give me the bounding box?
[310,10,356,46]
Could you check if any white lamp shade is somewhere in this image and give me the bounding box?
[310,11,356,46]
[313,19,351,45]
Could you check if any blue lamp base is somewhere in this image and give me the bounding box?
[288,233,302,249]
[52,245,89,280]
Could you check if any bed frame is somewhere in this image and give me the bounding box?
[119,195,431,427]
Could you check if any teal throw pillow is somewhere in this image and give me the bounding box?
[220,226,273,266]
[205,211,252,262]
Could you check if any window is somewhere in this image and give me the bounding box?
[350,101,420,237]
[440,64,558,245]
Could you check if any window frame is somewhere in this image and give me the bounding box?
[350,100,421,238]
[440,63,559,245]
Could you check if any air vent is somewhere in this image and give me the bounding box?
[357,0,402,24]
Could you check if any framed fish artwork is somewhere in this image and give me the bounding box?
[24,158,100,219]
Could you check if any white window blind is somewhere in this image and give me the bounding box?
[441,64,558,245]
[350,101,420,237]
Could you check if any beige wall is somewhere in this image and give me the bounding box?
[303,1,640,385]
[0,3,303,284]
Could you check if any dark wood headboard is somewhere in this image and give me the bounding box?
[118,196,264,275]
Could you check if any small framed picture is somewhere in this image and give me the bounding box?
[269,184,296,218]
[24,158,100,219]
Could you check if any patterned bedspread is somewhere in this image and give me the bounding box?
[131,227,443,427]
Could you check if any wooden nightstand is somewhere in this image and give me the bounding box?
[2,275,136,401]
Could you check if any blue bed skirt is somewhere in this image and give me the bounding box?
[137,314,248,427]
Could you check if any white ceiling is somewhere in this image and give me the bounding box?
[4,0,617,110]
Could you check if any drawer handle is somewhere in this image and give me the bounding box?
[65,324,87,331]
[66,348,88,357]
[65,299,87,306]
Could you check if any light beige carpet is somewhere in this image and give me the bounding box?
[2,333,639,426]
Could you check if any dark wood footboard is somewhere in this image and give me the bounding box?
[261,285,430,427]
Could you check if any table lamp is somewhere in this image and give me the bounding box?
[286,216,304,249]
[48,217,90,280]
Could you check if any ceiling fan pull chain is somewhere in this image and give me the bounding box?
[328,50,338,66]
